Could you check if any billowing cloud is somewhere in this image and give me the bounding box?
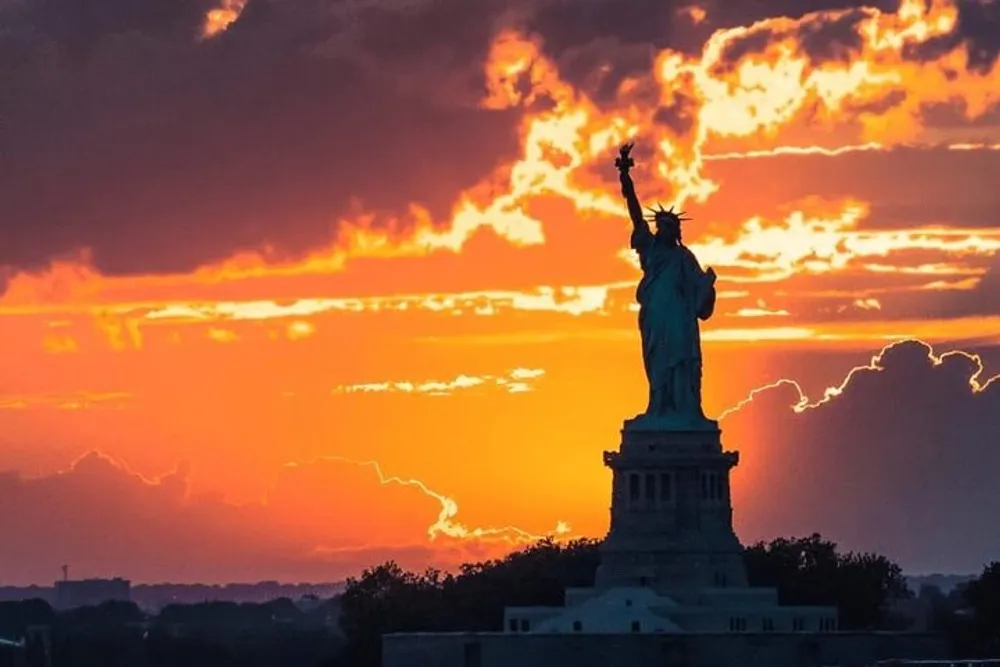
[0,0,523,276]
[0,451,567,585]
[725,338,1000,574]
[2,0,999,287]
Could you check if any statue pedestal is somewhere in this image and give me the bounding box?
[623,413,719,433]
[492,417,838,638]
[594,421,748,594]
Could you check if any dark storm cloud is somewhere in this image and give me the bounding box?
[709,7,873,75]
[697,0,900,28]
[728,339,1000,574]
[19,0,214,54]
[1,0,995,280]
[652,91,701,135]
[711,27,779,74]
[0,0,684,279]
[904,0,1000,74]
[707,0,1000,79]
[956,0,1000,73]
[522,0,890,102]
[0,0,523,276]
[551,38,660,106]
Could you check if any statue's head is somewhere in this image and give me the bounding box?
[646,204,689,245]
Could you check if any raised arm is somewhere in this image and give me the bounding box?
[615,143,650,235]
[620,169,649,233]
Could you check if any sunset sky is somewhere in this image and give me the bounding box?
[2,0,999,586]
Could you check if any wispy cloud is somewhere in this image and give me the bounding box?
[334,368,547,396]
[0,391,132,411]
[682,201,1000,284]
[703,141,1000,162]
[733,301,790,317]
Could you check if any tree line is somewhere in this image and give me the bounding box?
[0,597,343,667]
[1,535,998,667]
[335,535,1000,666]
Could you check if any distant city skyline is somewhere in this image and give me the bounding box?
[1,579,346,611]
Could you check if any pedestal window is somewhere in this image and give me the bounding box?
[659,472,672,502]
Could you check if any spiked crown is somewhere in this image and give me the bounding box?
[644,203,691,225]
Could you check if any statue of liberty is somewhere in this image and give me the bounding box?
[615,143,718,430]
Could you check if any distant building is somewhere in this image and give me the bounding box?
[54,578,131,609]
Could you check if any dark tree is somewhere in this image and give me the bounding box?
[336,539,600,667]
[336,562,445,667]
[156,601,285,629]
[744,533,910,629]
[837,551,911,629]
[0,599,54,635]
[963,562,1000,649]
[57,600,145,630]
[445,538,601,630]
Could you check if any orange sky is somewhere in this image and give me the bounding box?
[2,0,1000,584]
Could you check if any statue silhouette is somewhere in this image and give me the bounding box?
[615,143,717,430]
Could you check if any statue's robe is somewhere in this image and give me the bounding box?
[631,225,716,418]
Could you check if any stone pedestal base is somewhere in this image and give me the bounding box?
[595,424,747,593]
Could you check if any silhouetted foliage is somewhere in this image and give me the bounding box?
[449,537,602,628]
[744,533,910,630]
[337,538,601,666]
[960,561,1000,655]
[157,599,303,629]
[0,598,53,635]
[915,583,965,638]
[336,534,921,665]
[57,600,144,629]
[0,596,343,667]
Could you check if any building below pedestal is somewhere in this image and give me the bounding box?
[504,585,836,635]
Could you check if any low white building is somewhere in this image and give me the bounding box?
[505,585,836,635]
